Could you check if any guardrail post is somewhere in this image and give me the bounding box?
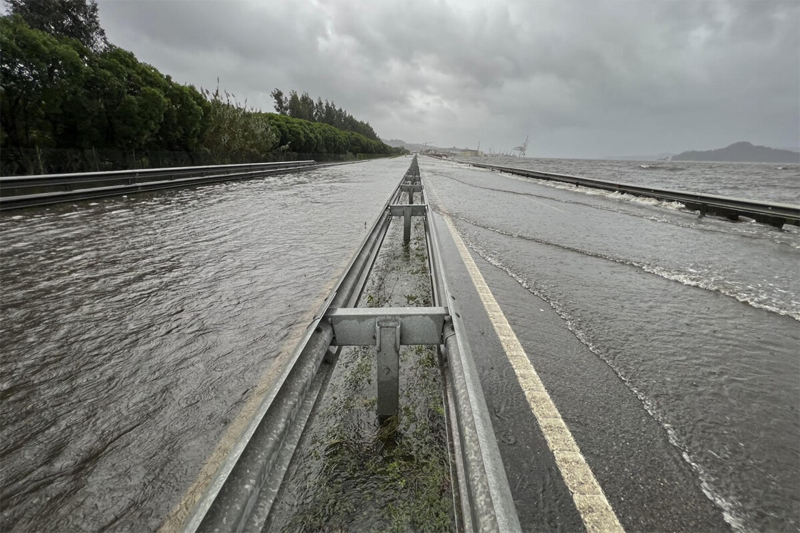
[376,318,401,420]
[403,206,412,244]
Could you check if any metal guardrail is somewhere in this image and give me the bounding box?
[455,159,800,228]
[181,156,521,532]
[421,188,521,532]
[0,161,316,210]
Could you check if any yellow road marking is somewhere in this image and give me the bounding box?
[440,211,624,533]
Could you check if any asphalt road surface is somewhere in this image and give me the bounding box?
[422,155,799,533]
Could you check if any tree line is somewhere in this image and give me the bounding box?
[270,89,380,141]
[0,0,403,175]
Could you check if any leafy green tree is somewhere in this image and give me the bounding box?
[314,97,324,122]
[158,79,209,152]
[286,90,301,119]
[270,88,287,115]
[266,113,385,156]
[5,0,108,52]
[74,47,165,149]
[1,8,401,175]
[271,88,382,141]
[0,15,88,158]
[298,92,315,121]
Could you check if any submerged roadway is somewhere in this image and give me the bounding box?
[2,156,797,532]
[422,156,798,533]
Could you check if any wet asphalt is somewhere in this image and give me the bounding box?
[424,159,736,532]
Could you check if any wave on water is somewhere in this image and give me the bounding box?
[511,173,690,214]
[446,212,800,321]
[491,169,687,212]
[434,169,800,253]
[454,156,800,205]
[637,165,686,172]
[453,225,755,533]
[453,157,796,225]
[439,168,687,216]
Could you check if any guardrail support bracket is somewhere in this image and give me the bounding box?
[403,206,412,244]
[376,318,401,420]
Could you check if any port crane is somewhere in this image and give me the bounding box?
[512,135,529,158]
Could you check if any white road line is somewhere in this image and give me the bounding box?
[440,211,624,533]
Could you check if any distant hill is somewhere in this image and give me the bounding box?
[383,138,409,148]
[672,142,799,163]
[382,139,457,152]
[382,139,428,152]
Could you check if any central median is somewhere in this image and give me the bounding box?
[177,156,521,533]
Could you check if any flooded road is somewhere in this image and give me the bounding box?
[424,156,799,532]
[462,156,800,205]
[0,158,409,532]
[2,153,798,532]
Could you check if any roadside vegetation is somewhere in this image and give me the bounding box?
[271,218,453,533]
[0,0,405,175]
[270,88,381,141]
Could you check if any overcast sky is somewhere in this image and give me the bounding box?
[97,0,799,158]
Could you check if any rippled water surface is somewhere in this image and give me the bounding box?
[425,157,799,533]
[0,158,409,531]
[462,156,800,204]
[2,154,798,532]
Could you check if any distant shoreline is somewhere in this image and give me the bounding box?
[671,142,799,164]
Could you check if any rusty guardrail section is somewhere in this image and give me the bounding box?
[0,160,317,209]
[453,159,800,228]
[181,156,521,532]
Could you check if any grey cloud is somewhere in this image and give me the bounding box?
[98,0,798,158]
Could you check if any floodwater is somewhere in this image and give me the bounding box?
[2,154,798,532]
[425,156,800,533]
[0,158,407,532]
[463,155,800,204]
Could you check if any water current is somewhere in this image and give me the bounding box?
[427,157,799,533]
[0,159,406,531]
[1,155,798,532]
[464,156,800,205]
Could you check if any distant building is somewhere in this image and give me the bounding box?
[449,149,483,157]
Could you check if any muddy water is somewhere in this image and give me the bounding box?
[462,156,800,204]
[0,157,411,532]
[425,156,800,533]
